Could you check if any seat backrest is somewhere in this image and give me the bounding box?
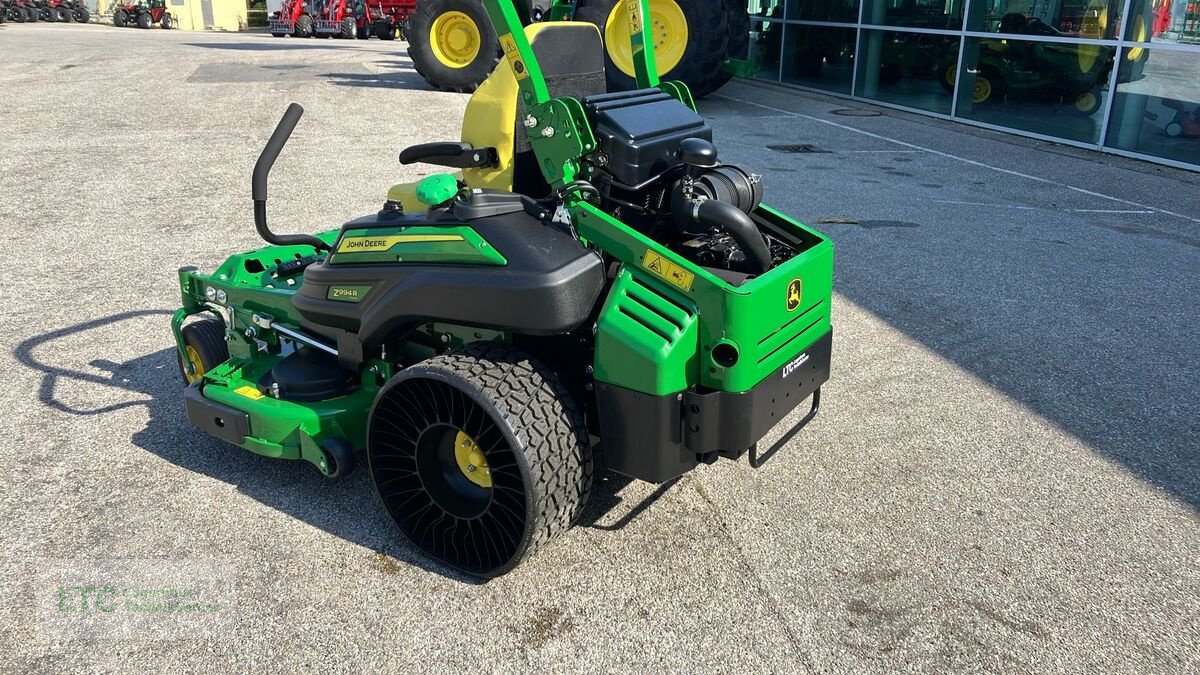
[461,22,607,197]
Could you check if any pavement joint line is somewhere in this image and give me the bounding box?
[714,93,1200,226]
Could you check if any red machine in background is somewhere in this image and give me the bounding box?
[269,0,313,37]
[314,0,413,40]
[113,0,173,28]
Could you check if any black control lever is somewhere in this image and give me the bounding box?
[252,103,330,252]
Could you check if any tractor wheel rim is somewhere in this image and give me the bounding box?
[1126,15,1146,62]
[972,76,992,103]
[430,10,481,69]
[184,345,204,383]
[604,0,688,79]
[1075,91,1097,113]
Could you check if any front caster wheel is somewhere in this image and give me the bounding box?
[368,342,593,578]
[177,318,228,384]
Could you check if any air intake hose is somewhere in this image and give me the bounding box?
[692,200,773,274]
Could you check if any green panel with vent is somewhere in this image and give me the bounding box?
[593,267,699,395]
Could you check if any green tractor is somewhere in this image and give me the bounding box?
[174,0,833,577]
[406,0,751,97]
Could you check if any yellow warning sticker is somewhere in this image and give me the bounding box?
[626,0,643,34]
[336,234,463,254]
[642,250,694,291]
[235,385,265,400]
[499,33,529,81]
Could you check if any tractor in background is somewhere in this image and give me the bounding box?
[113,0,175,28]
[314,0,413,39]
[269,0,314,36]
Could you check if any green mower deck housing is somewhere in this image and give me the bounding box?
[173,0,833,576]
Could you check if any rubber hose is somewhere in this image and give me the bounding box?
[693,200,773,274]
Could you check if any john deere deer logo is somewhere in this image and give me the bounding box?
[786,278,802,311]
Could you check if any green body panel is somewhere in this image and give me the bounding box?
[200,356,384,471]
[593,268,699,394]
[577,201,833,394]
[328,225,506,266]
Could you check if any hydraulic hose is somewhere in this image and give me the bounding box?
[693,199,773,274]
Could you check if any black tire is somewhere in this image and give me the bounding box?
[13,7,28,22]
[73,6,87,22]
[39,6,53,21]
[177,319,229,384]
[160,11,171,29]
[55,6,70,21]
[136,9,150,28]
[112,8,126,26]
[356,20,369,39]
[368,342,593,578]
[339,15,354,38]
[407,0,501,94]
[692,0,749,97]
[373,18,393,40]
[294,12,312,37]
[575,0,728,95]
[26,5,37,21]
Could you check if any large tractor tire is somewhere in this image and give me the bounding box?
[39,6,54,21]
[408,0,501,93]
[112,8,127,26]
[574,0,729,96]
[55,5,70,21]
[368,342,593,577]
[294,12,313,37]
[11,6,28,22]
[692,0,748,97]
[136,9,151,28]
[161,11,172,29]
[26,5,38,21]
[72,5,88,22]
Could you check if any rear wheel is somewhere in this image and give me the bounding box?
[368,342,593,577]
[177,319,229,384]
[56,6,70,21]
[39,6,53,21]
[407,0,500,94]
[13,7,28,22]
[294,12,313,37]
[136,10,151,28]
[113,8,126,26]
[339,15,355,38]
[26,5,38,21]
[575,0,729,96]
[160,11,171,29]
[73,6,88,22]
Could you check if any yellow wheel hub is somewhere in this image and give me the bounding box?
[945,64,956,87]
[430,10,481,69]
[1126,15,1147,63]
[972,76,992,104]
[453,431,491,489]
[1075,91,1097,113]
[604,0,688,78]
[183,345,204,384]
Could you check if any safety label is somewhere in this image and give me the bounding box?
[642,250,694,291]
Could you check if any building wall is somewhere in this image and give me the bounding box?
[744,0,1200,171]
[99,0,246,31]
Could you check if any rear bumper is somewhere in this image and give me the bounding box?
[596,329,832,482]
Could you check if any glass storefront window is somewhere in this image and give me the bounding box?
[750,19,784,80]
[857,29,959,112]
[781,24,858,93]
[749,0,784,19]
[967,0,1126,39]
[954,37,1116,143]
[786,0,861,23]
[1123,0,1200,45]
[861,0,966,30]
[1105,46,1200,164]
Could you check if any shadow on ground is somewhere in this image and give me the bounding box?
[182,41,370,52]
[323,61,425,90]
[14,310,674,581]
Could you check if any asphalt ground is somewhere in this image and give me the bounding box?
[1,22,1198,673]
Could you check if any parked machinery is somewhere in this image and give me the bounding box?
[269,0,314,37]
[315,0,414,39]
[112,0,174,28]
[5,0,40,22]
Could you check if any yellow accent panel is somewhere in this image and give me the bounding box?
[337,234,464,253]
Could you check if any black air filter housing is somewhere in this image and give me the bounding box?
[584,89,713,187]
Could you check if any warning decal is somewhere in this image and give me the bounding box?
[641,250,694,291]
[499,33,529,80]
[626,0,643,34]
[234,385,265,401]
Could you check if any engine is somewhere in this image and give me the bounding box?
[581,89,797,280]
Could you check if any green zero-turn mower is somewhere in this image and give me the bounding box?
[173,0,833,577]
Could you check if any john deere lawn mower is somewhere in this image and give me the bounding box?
[173,0,833,577]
